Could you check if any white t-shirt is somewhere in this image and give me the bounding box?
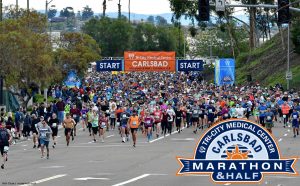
[236,108,245,118]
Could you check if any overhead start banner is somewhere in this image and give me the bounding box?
[215,58,235,86]
[177,60,204,71]
[96,60,123,72]
[124,51,176,72]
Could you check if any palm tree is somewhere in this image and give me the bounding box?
[118,0,121,18]
[102,0,106,17]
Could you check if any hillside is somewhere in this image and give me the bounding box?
[235,29,300,90]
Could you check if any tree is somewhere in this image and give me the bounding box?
[155,16,168,26]
[48,8,57,19]
[0,10,61,107]
[82,17,132,57]
[60,7,75,18]
[54,32,101,76]
[82,5,94,20]
[147,16,155,24]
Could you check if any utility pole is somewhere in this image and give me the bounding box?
[16,0,19,18]
[287,23,290,90]
[128,0,131,22]
[0,0,2,22]
[27,0,29,11]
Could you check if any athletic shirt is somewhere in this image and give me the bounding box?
[153,111,162,122]
[0,128,9,146]
[292,112,299,121]
[99,116,107,127]
[91,114,99,127]
[144,116,154,126]
[87,112,93,123]
[129,116,139,128]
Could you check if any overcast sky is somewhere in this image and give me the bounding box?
[3,0,173,14]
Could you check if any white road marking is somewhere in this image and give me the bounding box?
[112,174,150,186]
[284,133,288,137]
[69,145,146,148]
[278,138,282,142]
[287,129,291,132]
[186,174,209,177]
[149,127,186,143]
[24,149,27,151]
[41,166,65,169]
[74,177,110,181]
[22,145,28,147]
[171,138,195,141]
[20,174,67,186]
[106,135,115,138]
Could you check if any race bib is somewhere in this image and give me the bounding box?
[123,114,127,118]
[73,115,77,118]
[146,121,151,124]
[224,114,228,117]
[209,109,213,113]
[293,115,298,119]
[283,115,286,118]
[52,123,57,128]
[193,110,198,114]
[155,115,160,119]
[132,121,137,126]
[271,104,275,108]
[267,116,272,120]
[101,122,106,127]
[177,117,181,119]
[41,133,46,137]
[199,110,203,114]
[82,114,87,118]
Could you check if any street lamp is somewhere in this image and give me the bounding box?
[45,0,54,20]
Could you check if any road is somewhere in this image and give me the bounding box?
[0,121,299,186]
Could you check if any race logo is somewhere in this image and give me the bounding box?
[177,119,299,184]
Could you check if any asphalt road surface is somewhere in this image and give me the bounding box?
[1,121,299,186]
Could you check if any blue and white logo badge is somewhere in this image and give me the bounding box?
[177,119,299,184]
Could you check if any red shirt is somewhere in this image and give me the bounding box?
[153,111,162,122]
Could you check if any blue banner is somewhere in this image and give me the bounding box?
[96,60,123,72]
[215,58,235,86]
[177,60,204,71]
[64,71,81,88]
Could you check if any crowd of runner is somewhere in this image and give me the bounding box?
[0,71,300,169]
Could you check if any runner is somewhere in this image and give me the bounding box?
[265,107,274,133]
[144,110,154,142]
[153,106,162,138]
[70,104,81,137]
[128,110,140,147]
[0,122,12,169]
[175,106,183,133]
[291,108,299,138]
[120,108,130,143]
[98,111,108,142]
[31,114,40,148]
[63,114,75,146]
[81,105,89,132]
[37,120,52,159]
[206,102,216,128]
[48,113,59,148]
[90,109,99,142]
[191,102,200,133]
[281,102,291,128]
